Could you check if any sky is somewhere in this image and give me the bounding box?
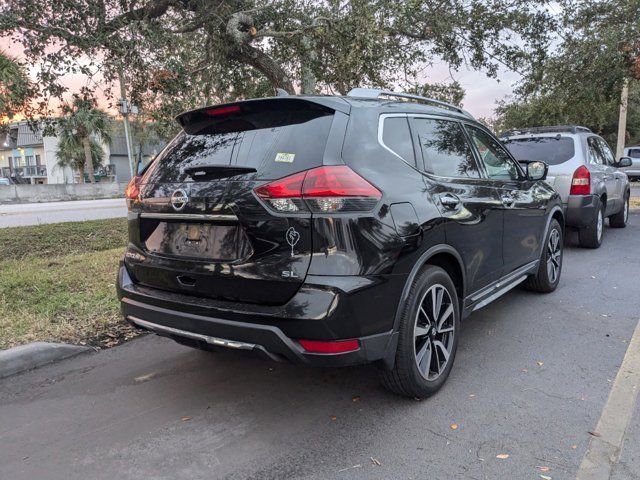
[2,36,519,121]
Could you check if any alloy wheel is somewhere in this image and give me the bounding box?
[414,284,455,381]
[547,228,562,284]
[596,209,603,241]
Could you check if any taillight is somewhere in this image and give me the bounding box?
[204,105,241,117]
[298,338,360,354]
[570,166,590,195]
[125,175,141,200]
[254,166,382,213]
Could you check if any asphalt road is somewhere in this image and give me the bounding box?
[0,198,127,227]
[1,215,640,480]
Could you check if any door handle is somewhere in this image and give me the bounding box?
[439,194,460,209]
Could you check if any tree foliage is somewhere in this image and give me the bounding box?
[0,0,554,130]
[55,134,105,181]
[57,96,112,182]
[494,0,640,145]
[0,49,33,122]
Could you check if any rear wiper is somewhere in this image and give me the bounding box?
[184,165,257,180]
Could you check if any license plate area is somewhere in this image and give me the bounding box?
[144,221,252,261]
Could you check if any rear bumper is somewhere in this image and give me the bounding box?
[117,264,400,367]
[564,194,600,228]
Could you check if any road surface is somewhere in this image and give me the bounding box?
[0,198,126,227]
[1,215,639,480]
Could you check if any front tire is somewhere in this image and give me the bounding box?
[524,219,563,293]
[381,266,460,398]
[578,202,604,248]
[609,194,629,228]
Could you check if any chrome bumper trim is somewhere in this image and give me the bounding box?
[139,213,238,222]
[128,315,256,350]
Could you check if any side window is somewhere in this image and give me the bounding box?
[629,148,640,159]
[382,116,416,166]
[597,138,615,165]
[588,137,604,165]
[411,118,480,178]
[466,125,521,180]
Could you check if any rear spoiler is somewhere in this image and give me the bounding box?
[176,96,350,135]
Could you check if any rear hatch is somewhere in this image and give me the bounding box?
[126,98,343,305]
[503,135,577,201]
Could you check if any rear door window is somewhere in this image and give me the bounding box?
[143,101,335,183]
[628,148,640,158]
[410,118,480,178]
[596,138,615,166]
[587,137,605,165]
[381,116,416,167]
[503,136,575,165]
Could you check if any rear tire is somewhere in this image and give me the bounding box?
[609,194,629,228]
[524,219,563,293]
[381,266,460,398]
[578,202,604,249]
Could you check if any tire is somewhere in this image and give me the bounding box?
[609,193,629,228]
[381,265,460,398]
[578,201,604,248]
[524,219,563,293]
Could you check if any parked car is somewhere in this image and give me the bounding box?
[117,89,564,398]
[501,126,632,248]
[0,177,10,186]
[622,146,640,180]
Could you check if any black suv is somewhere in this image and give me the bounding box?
[117,89,564,397]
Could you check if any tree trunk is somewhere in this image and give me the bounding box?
[82,136,96,183]
[78,165,85,184]
[300,35,317,94]
[226,12,295,94]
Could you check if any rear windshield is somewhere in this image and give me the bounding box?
[503,136,575,165]
[143,100,334,183]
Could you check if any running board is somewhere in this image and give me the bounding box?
[471,275,528,311]
[467,260,538,312]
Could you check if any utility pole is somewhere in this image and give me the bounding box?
[117,65,136,178]
[616,78,629,159]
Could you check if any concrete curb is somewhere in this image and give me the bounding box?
[0,342,92,379]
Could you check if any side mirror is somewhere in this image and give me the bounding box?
[526,161,548,181]
[616,156,633,168]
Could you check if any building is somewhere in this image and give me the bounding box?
[0,120,165,185]
[108,122,166,183]
[0,122,69,184]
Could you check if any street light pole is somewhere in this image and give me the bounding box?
[117,65,136,178]
[616,78,629,159]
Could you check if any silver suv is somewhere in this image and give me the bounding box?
[622,146,640,180]
[501,126,631,248]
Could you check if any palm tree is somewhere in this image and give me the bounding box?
[58,96,111,183]
[0,50,31,121]
[55,134,105,182]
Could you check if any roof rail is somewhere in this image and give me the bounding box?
[346,88,473,118]
[500,125,593,138]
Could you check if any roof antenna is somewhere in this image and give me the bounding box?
[276,88,290,97]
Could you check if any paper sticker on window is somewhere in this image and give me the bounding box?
[275,152,295,163]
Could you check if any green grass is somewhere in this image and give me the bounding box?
[0,218,138,350]
[0,218,128,261]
